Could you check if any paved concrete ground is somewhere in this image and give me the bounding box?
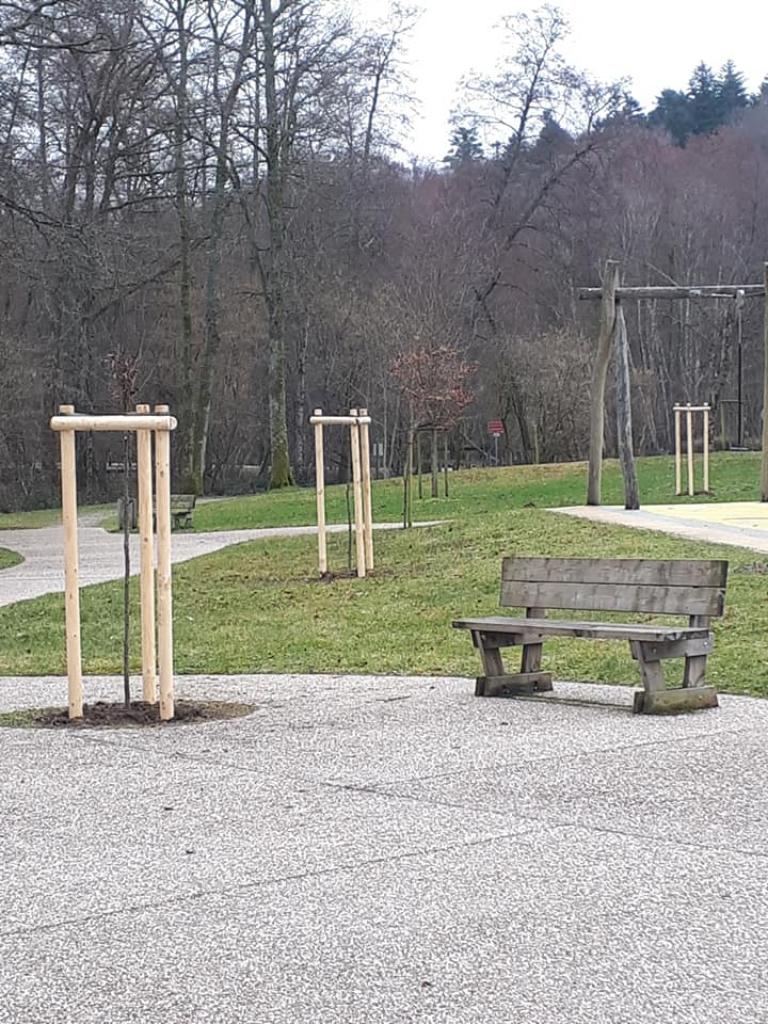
[556,502,768,553]
[1,672,767,1023]
[0,521,430,607]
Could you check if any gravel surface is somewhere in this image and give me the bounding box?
[0,672,766,1023]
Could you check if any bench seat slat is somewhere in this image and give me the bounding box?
[453,617,710,643]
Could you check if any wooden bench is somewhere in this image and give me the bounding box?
[453,556,728,714]
[170,494,196,530]
[152,494,196,531]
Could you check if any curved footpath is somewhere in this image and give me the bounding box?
[0,520,436,608]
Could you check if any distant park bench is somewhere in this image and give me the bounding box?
[118,494,196,532]
[453,556,728,714]
[168,494,196,531]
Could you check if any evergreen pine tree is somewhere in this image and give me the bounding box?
[687,62,722,136]
[444,126,484,167]
[648,88,692,145]
[717,60,749,118]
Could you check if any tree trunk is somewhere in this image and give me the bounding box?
[261,0,294,489]
[431,428,438,498]
[614,303,639,510]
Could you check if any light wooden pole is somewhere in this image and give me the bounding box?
[136,404,157,703]
[686,404,694,496]
[154,403,174,721]
[313,409,327,575]
[58,405,83,719]
[674,406,682,495]
[359,407,374,571]
[349,408,366,578]
[703,404,710,494]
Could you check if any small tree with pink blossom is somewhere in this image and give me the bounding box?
[391,345,476,521]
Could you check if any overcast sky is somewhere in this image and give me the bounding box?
[360,0,768,161]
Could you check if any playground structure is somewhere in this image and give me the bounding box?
[580,261,768,508]
[49,405,177,720]
[674,404,710,496]
[310,408,374,578]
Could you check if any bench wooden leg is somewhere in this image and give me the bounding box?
[472,633,553,698]
[630,640,718,714]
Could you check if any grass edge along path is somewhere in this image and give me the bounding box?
[0,547,22,572]
[0,508,765,697]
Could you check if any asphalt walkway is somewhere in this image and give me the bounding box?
[556,502,768,553]
[0,673,765,1023]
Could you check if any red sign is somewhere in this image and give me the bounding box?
[487,420,504,437]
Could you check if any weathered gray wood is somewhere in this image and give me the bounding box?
[579,285,765,301]
[629,636,713,661]
[479,672,554,698]
[454,618,710,643]
[634,686,719,714]
[521,643,542,672]
[478,641,505,679]
[587,260,618,505]
[683,654,708,688]
[499,580,724,617]
[633,652,666,693]
[613,303,639,510]
[501,557,728,589]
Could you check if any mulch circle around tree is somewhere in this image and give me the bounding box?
[0,700,255,729]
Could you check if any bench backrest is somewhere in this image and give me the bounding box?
[500,557,727,618]
[170,494,196,512]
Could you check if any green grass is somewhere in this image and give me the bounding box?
[1,504,766,696]
[182,451,763,532]
[0,503,112,530]
[0,546,22,571]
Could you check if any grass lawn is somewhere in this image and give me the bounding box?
[185,451,762,531]
[92,451,763,532]
[0,547,22,571]
[0,503,112,530]
[1,500,766,695]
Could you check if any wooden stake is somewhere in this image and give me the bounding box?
[444,433,449,497]
[674,407,682,495]
[703,405,710,494]
[349,409,366,578]
[613,304,640,509]
[136,404,157,703]
[359,408,374,571]
[313,410,327,575]
[686,405,694,496]
[154,404,174,720]
[58,405,82,720]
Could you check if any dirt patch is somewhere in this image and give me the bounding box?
[0,700,254,729]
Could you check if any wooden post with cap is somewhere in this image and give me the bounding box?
[58,405,83,719]
[154,403,174,720]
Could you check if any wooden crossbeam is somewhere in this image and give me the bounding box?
[578,284,765,301]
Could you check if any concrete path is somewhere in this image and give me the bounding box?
[1,672,766,1023]
[555,503,768,553]
[0,521,437,608]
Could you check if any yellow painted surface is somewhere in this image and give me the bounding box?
[645,502,768,531]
